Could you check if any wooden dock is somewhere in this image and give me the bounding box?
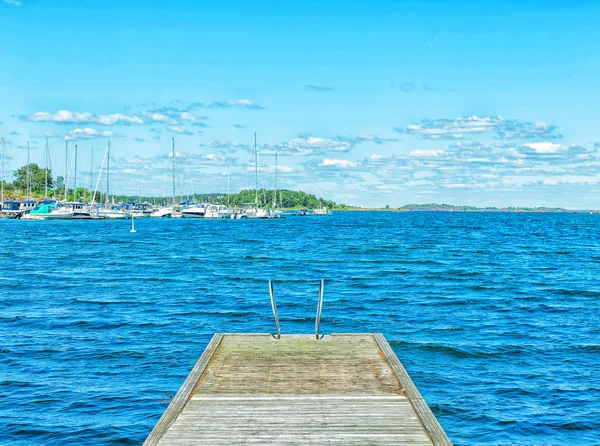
[144,333,452,445]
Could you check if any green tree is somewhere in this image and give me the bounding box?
[12,163,54,194]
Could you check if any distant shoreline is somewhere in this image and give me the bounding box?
[336,207,598,213]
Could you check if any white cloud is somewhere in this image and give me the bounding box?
[64,128,121,140]
[23,110,143,125]
[142,111,177,124]
[262,146,314,157]
[521,142,565,153]
[3,0,22,6]
[246,165,296,173]
[397,116,561,141]
[95,113,143,125]
[179,112,196,121]
[318,159,357,168]
[204,154,226,161]
[166,126,193,135]
[409,149,444,157]
[290,136,351,152]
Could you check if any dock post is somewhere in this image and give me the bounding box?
[269,280,280,339]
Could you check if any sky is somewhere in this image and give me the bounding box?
[1,0,600,208]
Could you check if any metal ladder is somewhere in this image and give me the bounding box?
[269,279,325,339]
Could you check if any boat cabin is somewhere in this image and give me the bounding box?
[2,201,22,215]
[19,200,36,212]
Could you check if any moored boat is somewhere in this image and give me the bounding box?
[205,204,232,219]
[150,206,173,218]
[313,204,332,216]
[182,203,208,218]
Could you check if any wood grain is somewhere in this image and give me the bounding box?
[144,333,452,445]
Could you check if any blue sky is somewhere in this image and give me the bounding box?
[1,0,600,208]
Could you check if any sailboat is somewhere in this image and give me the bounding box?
[150,138,178,218]
[245,132,269,219]
[269,147,282,218]
[95,141,129,219]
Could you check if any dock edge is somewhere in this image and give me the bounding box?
[373,333,453,446]
[143,333,224,446]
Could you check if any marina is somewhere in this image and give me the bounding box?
[1,200,332,220]
[1,134,334,221]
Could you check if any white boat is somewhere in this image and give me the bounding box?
[19,200,36,214]
[62,201,94,219]
[46,207,75,220]
[246,207,269,219]
[130,203,153,218]
[150,206,173,218]
[230,208,248,219]
[172,205,183,218]
[182,204,208,218]
[313,205,332,216]
[21,202,74,220]
[205,205,232,219]
[98,207,130,219]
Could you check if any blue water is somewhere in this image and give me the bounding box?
[1,212,600,445]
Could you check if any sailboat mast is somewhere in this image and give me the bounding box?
[106,141,110,205]
[187,156,195,201]
[273,147,277,208]
[1,137,4,205]
[185,156,190,201]
[227,165,230,206]
[171,138,176,205]
[90,142,109,207]
[64,140,69,201]
[88,148,94,202]
[26,141,31,199]
[44,138,49,200]
[73,144,78,202]
[254,132,258,206]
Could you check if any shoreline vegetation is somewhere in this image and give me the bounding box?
[2,164,595,212]
[347,204,581,212]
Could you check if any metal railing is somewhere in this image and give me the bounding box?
[269,280,280,339]
[268,279,324,339]
[315,279,324,339]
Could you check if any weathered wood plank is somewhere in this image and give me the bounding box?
[143,333,224,446]
[145,334,451,445]
[195,334,403,395]
[374,333,453,446]
[158,394,432,445]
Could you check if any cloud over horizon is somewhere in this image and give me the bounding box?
[64,128,124,140]
[395,116,561,141]
[22,110,143,126]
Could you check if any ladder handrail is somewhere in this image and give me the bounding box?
[269,280,280,339]
[315,279,324,339]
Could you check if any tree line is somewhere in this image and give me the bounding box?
[2,163,346,209]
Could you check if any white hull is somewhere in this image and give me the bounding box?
[205,205,232,219]
[23,210,74,220]
[205,212,232,219]
[45,212,75,220]
[98,210,129,219]
[150,207,173,218]
[182,212,205,218]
